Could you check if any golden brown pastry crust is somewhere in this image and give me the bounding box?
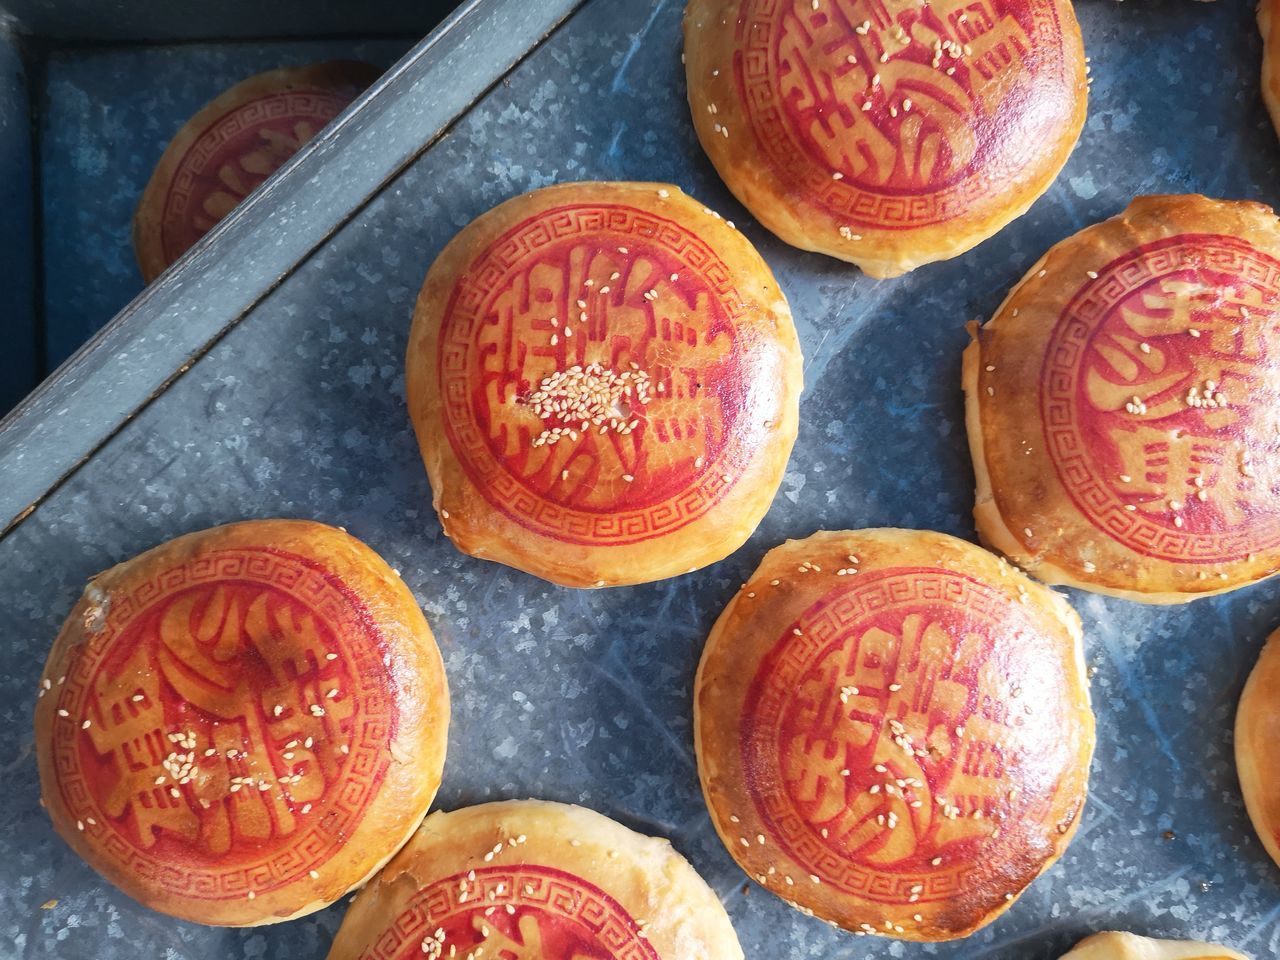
[964,194,1280,602]
[133,61,377,282]
[1261,0,1280,139]
[693,528,1094,941]
[326,799,744,960]
[1237,626,1280,871]
[406,180,802,588]
[1060,931,1251,960]
[683,0,1087,278]
[33,519,449,926]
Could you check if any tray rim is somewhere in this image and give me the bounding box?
[0,0,587,539]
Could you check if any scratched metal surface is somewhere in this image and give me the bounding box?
[1,0,1278,958]
[38,38,414,371]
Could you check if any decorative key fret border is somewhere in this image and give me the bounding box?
[360,864,660,960]
[161,91,353,261]
[1040,234,1280,564]
[51,547,396,898]
[438,202,756,546]
[733,0,1071,229]
[740,567,1053,903]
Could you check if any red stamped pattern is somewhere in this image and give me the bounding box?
[732,0,1073,228]
[50,548,396,899]
[1041,234,1280,564]
[741,567,1070,903]
[358,865,660,960]
[160,90,355,264]
[439,202,761,546]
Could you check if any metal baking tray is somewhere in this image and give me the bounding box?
[0,0,1276,957]
[0,0,460,414]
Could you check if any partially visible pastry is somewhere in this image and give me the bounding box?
[326,799,744,960]
[407,180,802,588]
[1060,931,1250,959]
[683,0,1088,277]
[965,194,1280,602]
[1261,0,1280,139]
[1237,626,1280,870]
[134,61,377,281]
[34,520,450,926]
[694,528,1094,941]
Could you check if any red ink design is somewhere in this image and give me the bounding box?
[51,548,396,899]
[160,90,355,263]
[741,567,1072,903]
[439,202,764,546]
[733,0,1073,228]
[356,865,660,960]
[1041,234,1280,564]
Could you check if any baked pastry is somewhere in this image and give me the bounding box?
[326,799,744,960]
[1059,931,1250,959]
[406,181,802,588]
[694,528,1094,941]
[1261,0,1280,139]
[33,519,449,926]
[683,0,1087,277]
[133,61,378,282]
[964,194,1280,603]
[1237,625,1280,870]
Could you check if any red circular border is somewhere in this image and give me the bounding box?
[356,864,660,960]
[740,566,1064,904]
[160,90,353,262]
[437,201,761,547]
[732,0,1074,230]
[49,547,397,900]
[1039,233,1280,565]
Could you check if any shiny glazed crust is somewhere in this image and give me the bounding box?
[1237,627,1280,871]
[33,519,450,926]
[326,799,744,960]
[1060,931,1251,959]
[132,61,377,282]
[406,180,802,588]
[683,0,1088,278]
[693,529,1094,941]
[964,194,1280,602]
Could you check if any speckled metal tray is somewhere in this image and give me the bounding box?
[1,0,1277,957]
[0,0,469,414]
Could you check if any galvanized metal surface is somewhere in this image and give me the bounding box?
[38,39,414,371]
[0,0,444,42]
[1,0,1278,958]
[0,30,35,414]
[0,0,586,535]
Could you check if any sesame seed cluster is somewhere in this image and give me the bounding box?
[528,363,651,448]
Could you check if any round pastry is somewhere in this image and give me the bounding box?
[694,528,1094,941]
[326,799,744,960]
[1261,0,1280,140]
[964,194,1280,603]
[1237,625,1280,871]
[682,0,1088,278]
[33,519,450,926]
[1059,931,1250,960]
[406,181,802,588]
[133,61,378,282]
